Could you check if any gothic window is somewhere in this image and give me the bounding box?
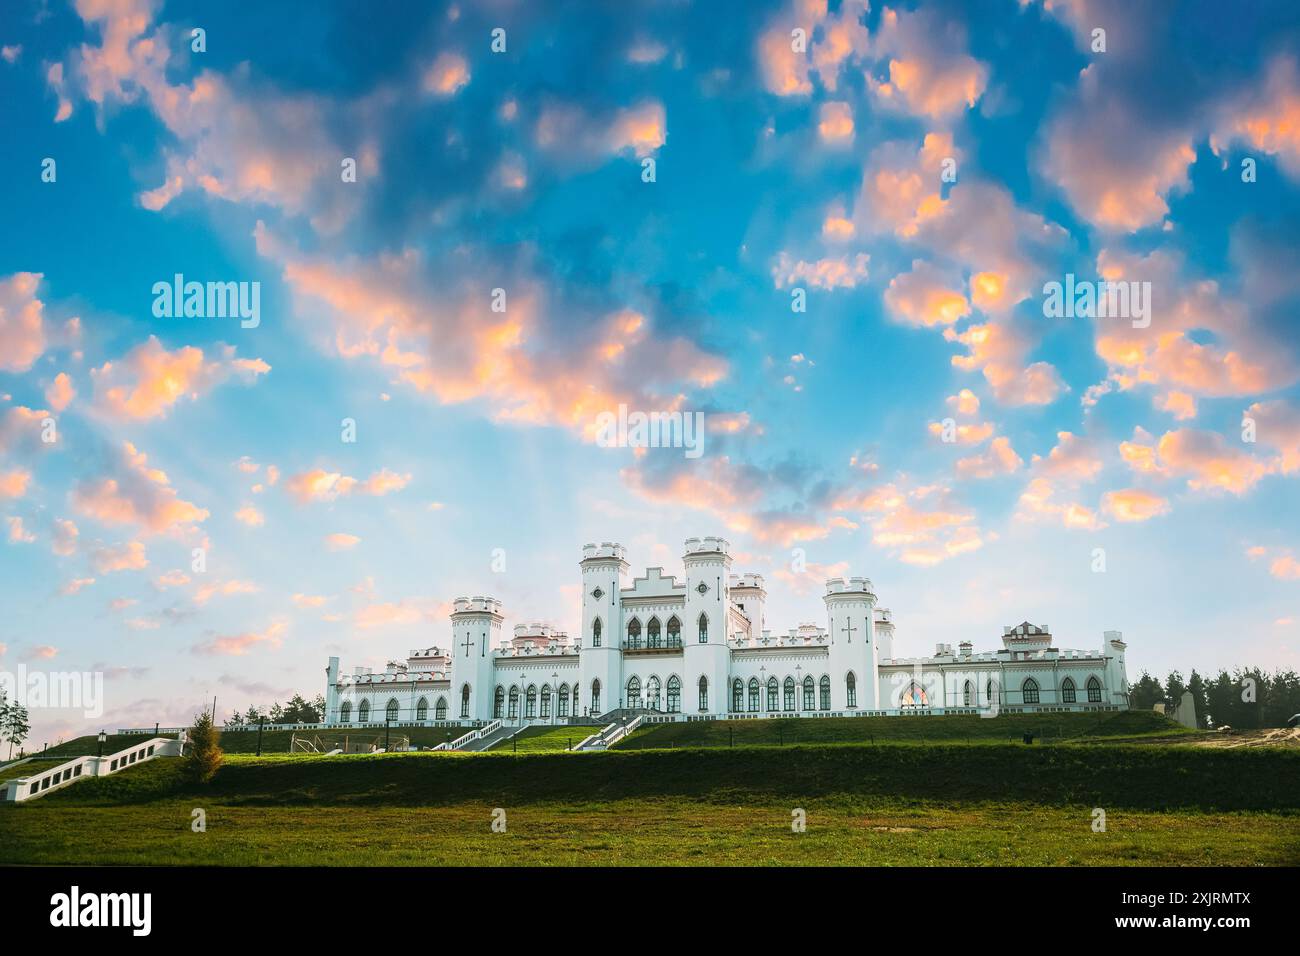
[698,676,709,711]
[460,683,470,718]
[987,680,996,703]
[846,672,857,708]
[698,613,708,643]
[358,699,370,722]
[783,677,795,711]
[647,675,661,710]
[667,675,681,713]
[592,618,602,647]
[802,676,815,711]
[541,685,552,718]
[667,616,681,648]
[1022,678,1040,704]
[591,679,601,714]
[900,683,929,707]
[732,679,744,712]
[1061,678,1076,704]
[627,676,641,708]
[1086,677,1102,703]
[558,685,570,717]
[748,678,760,712]
[819,675,831,710]
[767,677,779,711]
[526,685,538,718]
[437,697,448,720]
[340,701,352,723]
[627,618,642,649]
[385,698,400,723]
[494,686,505,719]
[648,617,662,648]
[963,681,974,707]
[416,697,428,721]
[508,687,519,720]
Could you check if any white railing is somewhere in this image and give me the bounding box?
[4,736,184,803]
[575,715,644,751]
[435,719,503,751]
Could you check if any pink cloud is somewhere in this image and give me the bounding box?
[92,336,269,420]
[0,272,47,373]
[72,441,209,536]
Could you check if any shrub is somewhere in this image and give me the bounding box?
[184,710,224,784]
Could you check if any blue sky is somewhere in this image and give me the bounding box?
[1,0,1299,746]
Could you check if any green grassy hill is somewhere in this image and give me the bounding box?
[612,710,1190,750]
[487,726,596,752]
[36,725,476,760]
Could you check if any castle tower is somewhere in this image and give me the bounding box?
[728,573,766,638]
[447,596,504,722]
[577,542,627,718]
[1104,630,1129,707]
[325,656,340,723]
[825,577,878,710]
[683,537,732,716]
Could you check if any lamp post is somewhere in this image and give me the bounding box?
[97,730,106,758]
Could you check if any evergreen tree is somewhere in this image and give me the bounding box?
[1128,672,1164,710]
[184,710,224,783]
[1185,670,1210,729]
[2,698,31,761]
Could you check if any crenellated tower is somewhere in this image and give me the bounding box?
[683,536,732,715]
[577,542,628,718]
[447,596,504,722]
[824,577,878,710]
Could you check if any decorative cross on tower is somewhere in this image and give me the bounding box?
[841,619,858,644]
[461,633,475,657]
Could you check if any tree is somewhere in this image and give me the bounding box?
[1128,672,1163,711]
[184,710,224,784]
[1185,671,1210,729]
[2,696,31,761]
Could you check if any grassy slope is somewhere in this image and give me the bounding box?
[38,725,476,759]
[613,710,1193,750]
[488,726,592,752]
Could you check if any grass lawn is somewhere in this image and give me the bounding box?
[1,740,1296,866]
[488,726,595,752]
[37,725,476,760]
[0,759,62,785]
[613,710,1195,750]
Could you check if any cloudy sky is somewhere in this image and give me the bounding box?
[2,0,1299,746]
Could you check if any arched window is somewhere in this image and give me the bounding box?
[667,675,681,713]
[627,618,642,649]
[767,677,779,711]
[748,678,760,712]
[1086,677,1102,703]
[437,697,448,720]
[698,613,708,643]
[591,679,601,714]
[508,686,519,720]
[460,683,470,718]
[558,685,569,717]
[416,697,429,721]
[646,675,661,710]
[698,676,709,711]
[1061,678,1076,704]
[358,699,370,722]
[900,683,929,707]
[494,686,505,719]
[667,616,681,648]
[819,675,831,710]
[647,617,662,648]
[526,685,538,718]
[987,679,996,703]
[340,701,352,723]
[732,678,744,712]
[802,676,816,710]
[592,617,602,647]
[846,672,857,708]
[963,681,974,707]
[627,676,641,708]
[783,677,795,711]
[1022,677,1040,704]
[541,685,552,718]
[385,698,400,722]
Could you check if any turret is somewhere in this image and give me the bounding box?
[447,596,504,722]
[825,577,878,710]
[683,537,732,715]
[1104,630,1128,707]
[729,573,766,638]
[577,542,628,718]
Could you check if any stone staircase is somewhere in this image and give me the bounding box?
[575,715,644,751]
[3,736,184,802]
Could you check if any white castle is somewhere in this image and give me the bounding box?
[324,537,1130,729]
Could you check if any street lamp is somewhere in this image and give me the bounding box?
[97,730,106,757]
